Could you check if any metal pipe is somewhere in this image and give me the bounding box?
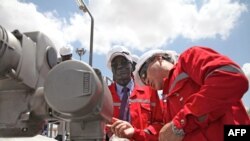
[76,0,94,66]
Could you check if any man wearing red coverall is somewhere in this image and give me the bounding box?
[106,46,164,141]
[134,46,249,141]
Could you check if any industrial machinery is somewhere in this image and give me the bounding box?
[0,25,113,140]
[0,25,57,137]
[44,60,113,141]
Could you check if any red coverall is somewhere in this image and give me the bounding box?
[109,82,164,141]
[162,46,250,141]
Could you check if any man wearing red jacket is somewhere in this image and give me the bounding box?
[106,46,164,141]
[134,46,249,141]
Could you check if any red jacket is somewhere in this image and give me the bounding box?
[163,46,250,141]
[109,82,164,141]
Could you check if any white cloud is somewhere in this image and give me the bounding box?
[0,0,247,54]
[0,0,67,52]
[242,63,250,85]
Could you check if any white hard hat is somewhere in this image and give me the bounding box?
[106,45,133,70]
[59,46,73,56]
[131,54,139,63]
[134,49,178,86]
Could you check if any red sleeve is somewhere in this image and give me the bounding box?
[172,46,249,133]
[132,89,164,141]
[132,125,163,141]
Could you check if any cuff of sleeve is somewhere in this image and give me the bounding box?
[146,125,157,135]
[132,128,145,140]
[172,109,187,129]
[174,106,211,133]
[173,108,199,133]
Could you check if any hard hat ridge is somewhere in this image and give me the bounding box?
[106,45,133,70]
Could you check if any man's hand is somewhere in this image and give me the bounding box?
[159,122,184,141]
[107,117,135,139]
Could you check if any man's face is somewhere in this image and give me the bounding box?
[111,56,132,86]
[146,60,165,90]
[139,56,173,90]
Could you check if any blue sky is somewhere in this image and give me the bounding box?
[1,0,249,110]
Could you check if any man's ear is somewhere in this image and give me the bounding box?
[132,62,136,72]
[129,62,134,72]
[127,62,133,76]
